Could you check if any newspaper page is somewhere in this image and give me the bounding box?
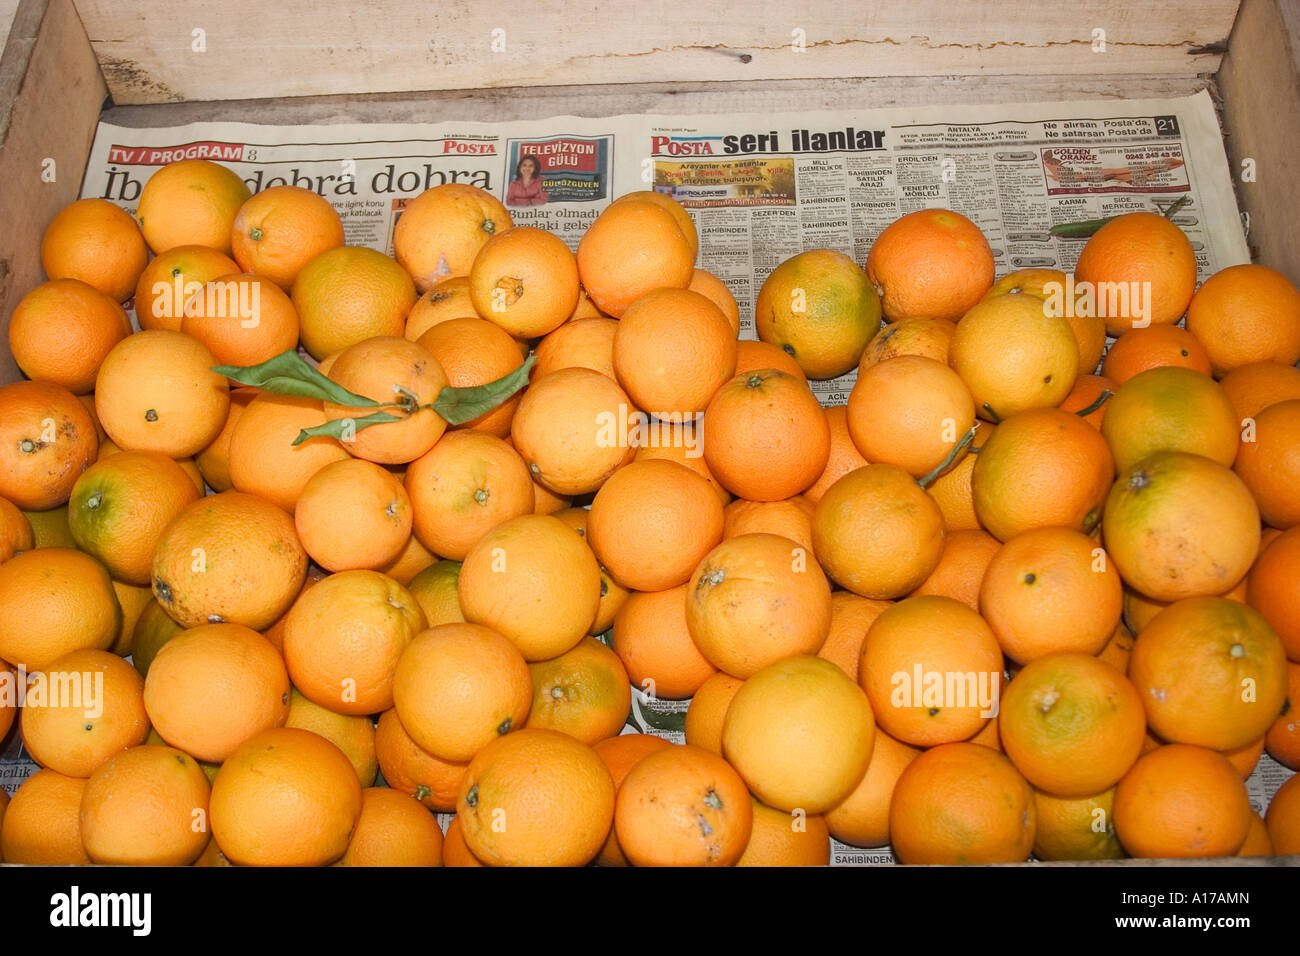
[4,89,1277,865]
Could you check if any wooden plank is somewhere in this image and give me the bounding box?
[74,0,1239,106]
[0,0,106,385]
[1218,0,1300,290]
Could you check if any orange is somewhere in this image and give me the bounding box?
[230,185,345,289]
[986,268,1106,374]
[404,275,477,341]
[688,269,740,334]
[684,671,744,755]
[859,316,956,369]
[0,497,33,566]
[467,226,579,338]
[227,393,350,512]
[593,733,674,866]
[613,585,716,701]
[1238,811,1274,857]
[68,451,202,585]
[1033,787,1126,861]
[865,208,994,322]
[576,199,694,317]
[909,528,1001,612]
[614,743,751,866]
[180,272,300,367]
[736,798,831,867]
[0,548,119,671]
[1248,525,1300,661]
[686,532,832,678]
[0,770,90,864]
[510,367,637,496]
[41,197,148,302]
[979,528,1123,663]
[79,744,212,866]
[8,279,131,394]
[732,339,807,383]
[443,815,485,867]
[611,190,700,259]
[534,316,618,382]
[394,183,513,290]
[294,459,412,572]
[804,405,869,504]
[723,655,874,813]
[847,355,975,477]
[0,380,99,510]
[293,246,417,359]
[889,742,1036,864]
[1101,366,1239,472]
[949,294,1079,421]
[1058,372,1117,429]
[824,729,920,848]
[613,288,737,416]
[816,591,892,682]
[20,504,77,549]
[631,418,729,506]
[144,622,290,762]
[110,580,153,656]
[1074,212,1198,334]
[416,317,525,436]
[1113,744,1252,858]
[336,787,444,867]
[1123,578,1247,637]
[194,386,257,493]
[95,330,230,458]
[1266,771,1300,854]
[378,532,436,585]
[972,407,1114,542]
[1097,623,1137,673]
[1234,398,1300,528]
[754,249,882,379]
[1223,735,1266,779]
[924,420,992,531]
[374,708,467,811]
[211,727,362,866]
[1186,264,1300,375]
[1101,323,1212,384]
[1220,360,1300,422]
[130,598,185,677]
[21,648,148,777]
[812,464,945,598]
[722,496,815,554]
[1128,596,1287,751]
[136,159,251,254]
[457,728,615,866]
[1103,452,1260,602]
[135,245,241,332]
[151,491,307,630]
[284,687,378,786]
[551,509,630,635]
[702,369,830,501]
[587,459,724,591]
[526,635,631,744]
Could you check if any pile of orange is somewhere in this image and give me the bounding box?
[0,162,1296,867]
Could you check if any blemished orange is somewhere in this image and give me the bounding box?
[227,393,350,512]
[526,636,631,745]
[754,249,882,379]
[0,548,119,671]
[684,671,745,755]
[404,275,478,341]
[336,788,444,867]
[1128,596,1287,751]
[613,288,737,416]
[613,584,717,700]
[8,279,131,394]
[181,272,300,367]
[467,226,579,338]
[686,532,833,679]
[294,459,412,572]
[293,245,417,359]
[971,407,1114,542]
[1103,452,1260,603]
[1234,398,1300,529]
[1186,264,1300,375]
[1101,366,1239,472]
[576,199,695,317]
[457,728,615,866]
[1219,360,1300,422]
[816,591,892,683]
[1248,526,1300,662]
[1058,372,1117,429]
[949,293,1080,422]
[593,733,674,866]
[94,330,230,458]
[211,727,362,866]
[722,495,815,555]
[0,381,98,510]
[1266,771,1300,854]
[702,368,830,501]
[1097,623,1137,674]
[614,743,752,866]
[859,316,957,370]
[1074,212,1198,335]
[21,649,148,778]
[890,742,1036,864]
[925,420,992,532]
[1033,787,1126,861]
[732,339,808,383]
[909,528,1001,612]
[144,622,290,762]
[510,367,637,496]
[151,491,307,630]
[1113,744,1252,858]
[41,197,148,302]
[865,208,995,322]
[136,159,251,254]
[1101,323,1213,384]
[416,317,526,436]
[812,463,945,599]
[587,459,724,592]
[230,185,345,289]
[285,687,378,786]
[135,245,241,332]
[79,744,212,866]
[688,269,740,334]
[737,798,831,867]
[979,528,1123,664]
[0,497,33,566]
[534,316,618,382]
[804,405,869,505]
[825,728,920,848]
[0,770,90,864]
[374,708,468,811]
[847,354,975,477]
[611,190,700,259]
[999,652,1146,796]
[67,451,202,586]
[393,183,513,290]
[723,655,875,813]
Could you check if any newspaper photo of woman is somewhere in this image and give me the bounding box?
[506,154,548,206]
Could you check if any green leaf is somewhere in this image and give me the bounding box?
[636,705,687,734]
[1048,216,1117,239]
[292,411,405,446]
[433,355,536,426]
[213,350,381,408]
